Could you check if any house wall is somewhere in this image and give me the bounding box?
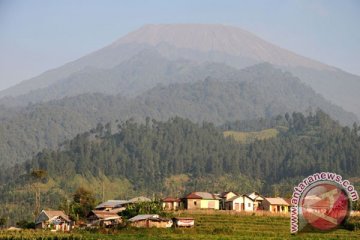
[162,201,180,210]
[186,199,200,209]
[243,197,254,211]
[130,220,148,228]
[228,197,253,211]
[224,201,232,210]
[263,201,288,213]
[200,200,219,210]
[262,200,271,211]
[253,200,263,210]
[130,220,172,228]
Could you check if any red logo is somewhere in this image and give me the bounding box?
[301,183,349,231]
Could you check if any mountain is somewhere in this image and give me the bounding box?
[0,64,357,167]
[0,24,359,118]
[0,50,238,106]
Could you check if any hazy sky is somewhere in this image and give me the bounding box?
[0,0,359,91]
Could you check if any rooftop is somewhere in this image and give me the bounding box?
[265,197,289,206]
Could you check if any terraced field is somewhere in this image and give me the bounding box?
[0,211,359,239]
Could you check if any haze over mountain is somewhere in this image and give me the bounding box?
[0,63,357,167]
[0,24,359,118]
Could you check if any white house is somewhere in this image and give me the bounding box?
[225,194,254,211]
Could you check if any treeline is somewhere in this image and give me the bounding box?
[1,111,359,190]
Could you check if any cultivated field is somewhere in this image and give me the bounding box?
[223,129,279,144]
[0,211,359,239]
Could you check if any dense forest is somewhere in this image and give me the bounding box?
[0,64,357,168]
[0,111,359,224]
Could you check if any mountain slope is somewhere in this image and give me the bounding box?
[115,24,331,70]
[138,63,357,125]
[0,50,239,106]
[1,24,359,118]
[0,64,356,167]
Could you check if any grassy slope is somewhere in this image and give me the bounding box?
[1,212,359,239]
[224,128,279,144]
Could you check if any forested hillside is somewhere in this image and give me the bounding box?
[0,64,356,167]
[0,111,359,223]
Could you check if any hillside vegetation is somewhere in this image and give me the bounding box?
[0,111,360,223]
[0,64,356,167]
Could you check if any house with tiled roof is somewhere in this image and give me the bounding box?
[161,197,181,210]
[128,214,173,228]
[262,197,289,213]
[87,210,122,227]
[95,200,127,212]
[247,192,265,210]
[219,191,238,209]
[225,194,254,211]
[183,192,220,210]
[35,210,72,231]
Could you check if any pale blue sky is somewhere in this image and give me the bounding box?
[0,0,359,91]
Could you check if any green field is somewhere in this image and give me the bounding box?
[224,129,279,144]
[1,211,359,240]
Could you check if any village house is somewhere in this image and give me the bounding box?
[95,200,127,212]
[262,197,289,213]
[284,198,292,212]
[219,191,238,209]
[183,192,220,210]
[95,196,151,212]
[35,210,72,231]
[128,196,152,203]
[87,210,122,227]
[161,197,181,210]
[225,194,254,211]
[128,214,173,228]
[247,192,265,210]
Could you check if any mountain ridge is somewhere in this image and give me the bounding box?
[1,24,359,119]
[0,64,357,167]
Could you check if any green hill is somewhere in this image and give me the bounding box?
[0,111,359,224]
[1,63,356,167]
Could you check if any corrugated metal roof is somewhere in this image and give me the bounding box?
[247,192,264,201]
[128,196,152,203]
[95,200,128,209]
[90,210,121,220]
[128,214,159,222]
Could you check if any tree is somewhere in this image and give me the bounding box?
[30,169,48,219]
[0,217,7,228]
[71,187,96,219]
[120,201,167,220]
